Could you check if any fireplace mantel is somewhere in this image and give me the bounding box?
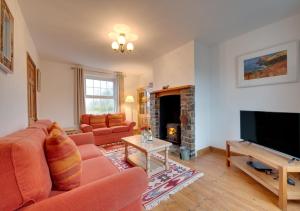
[152,85,194,98]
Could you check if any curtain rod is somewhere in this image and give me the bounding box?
[71,66,120,75]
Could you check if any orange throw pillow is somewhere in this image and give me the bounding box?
[47,122,64,133]
[108,113,126,127]
[80,114,91,125]
[45,129,82,191]
[90,114,107,128]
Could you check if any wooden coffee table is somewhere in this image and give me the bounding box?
[122,135,172,176]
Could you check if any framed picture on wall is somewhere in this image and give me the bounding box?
[0,0,14,73]
[237,41,299,87]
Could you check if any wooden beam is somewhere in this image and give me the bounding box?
[151,85,194,98]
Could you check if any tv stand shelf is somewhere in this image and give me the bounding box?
[226,141,300,211]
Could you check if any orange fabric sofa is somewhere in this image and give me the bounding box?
[80,113,136,145]
[0,120,147,211]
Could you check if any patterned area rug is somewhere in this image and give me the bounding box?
[100,143,204,210]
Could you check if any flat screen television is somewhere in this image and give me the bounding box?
[240,111,300,159]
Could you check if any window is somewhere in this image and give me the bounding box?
[85,77,117,114]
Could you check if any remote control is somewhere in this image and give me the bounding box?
[287,178,296,186]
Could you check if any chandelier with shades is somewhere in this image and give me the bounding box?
[109,24,138,53]
[111,33,134,53]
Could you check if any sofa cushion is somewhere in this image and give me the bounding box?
[48,155,118,197]
[111,125,130,133]
[80,114,91,125]
[93,127,112,136]
[45,129,82,191]
[77,144,103,160]
[90,114,107,129]
[81,156,119,185]
[107,113,126,127]
[0,129,52,211]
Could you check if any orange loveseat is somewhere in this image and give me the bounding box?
[0,120,147,211]
[80,113,136,145]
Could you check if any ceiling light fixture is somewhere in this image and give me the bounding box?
[109,24,137,53]
[111,33,134,53]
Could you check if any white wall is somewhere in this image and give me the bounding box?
[209,13,300,149]
[38,60,74,127]
[38,59,148,128]
[153,41,195,90]
[194,41,212,150]
[0,0,40,136]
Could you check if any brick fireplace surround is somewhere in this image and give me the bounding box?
[150,85,195,157]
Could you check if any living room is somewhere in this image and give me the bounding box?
[1,0,300,210]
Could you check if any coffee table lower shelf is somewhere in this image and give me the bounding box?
[127,152,166,176]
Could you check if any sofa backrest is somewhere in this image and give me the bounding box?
[80,113,127,129]
[0,128,52,211]
[28,119,53,135]
[35,119,53,126]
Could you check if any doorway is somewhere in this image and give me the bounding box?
[27,53,37,125]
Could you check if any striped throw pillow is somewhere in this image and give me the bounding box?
[90,114,107,128]
[108,113,126,127]
[47,122,64,133]
[45,128,82,191]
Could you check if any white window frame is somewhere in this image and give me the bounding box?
[84,75,118,114]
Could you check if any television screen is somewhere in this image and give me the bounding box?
[240,111,300,159]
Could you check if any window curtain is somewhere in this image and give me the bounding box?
[74,66,86,126]
[116,72,125,112]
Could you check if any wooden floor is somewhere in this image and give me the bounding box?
[152,150,300,211]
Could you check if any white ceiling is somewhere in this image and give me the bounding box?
[19,0,300,74]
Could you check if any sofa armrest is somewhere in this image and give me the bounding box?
[69,132,95,145]
[23,167,148,211]
[80,124,93,133]
[124,120,136,130]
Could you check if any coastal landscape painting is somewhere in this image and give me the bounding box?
[244,50,287,80]
[237,41,299,87]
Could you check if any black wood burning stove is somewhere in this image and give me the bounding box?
[159,95,181,142]
[166,123,181,145]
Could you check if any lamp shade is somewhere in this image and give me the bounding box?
[127,42,134,51]
[112,41,119,50]
[125,95,135,103]
[118,34,126,45]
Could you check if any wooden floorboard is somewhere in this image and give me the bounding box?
[151,151,300,211]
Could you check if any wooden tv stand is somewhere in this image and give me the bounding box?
[226,141,300,211]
